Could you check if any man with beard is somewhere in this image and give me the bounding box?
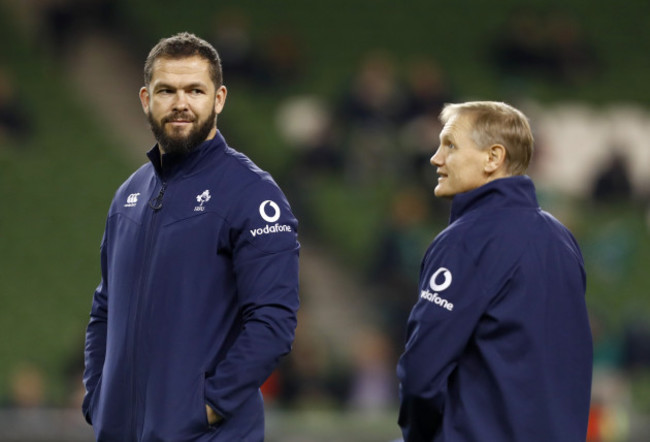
[82,32,300,441]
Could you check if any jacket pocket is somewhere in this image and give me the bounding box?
[199,373,222,432]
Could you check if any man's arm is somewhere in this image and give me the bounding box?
[82,234,109,424]
[205,183,300,420]
[397,243,486,441]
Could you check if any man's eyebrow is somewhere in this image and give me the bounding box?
[153,81,208,91]
[152,82,175,91]
[440,132,455,144]
[184,82,208,90]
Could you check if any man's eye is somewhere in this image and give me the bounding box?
[448,143,455,149]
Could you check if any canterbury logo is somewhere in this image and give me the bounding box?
[124,193,140,208]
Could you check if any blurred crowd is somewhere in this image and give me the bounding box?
[2,2,650,441]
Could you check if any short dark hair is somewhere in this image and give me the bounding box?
[143,32,222,88]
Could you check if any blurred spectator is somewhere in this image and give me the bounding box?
[588,311,631,442]
[546,11,600,84]
[369,187,434,346]
[276,95,343,176]
[344,124,401,185]
[335,51,457,187]
[491,7,552,79]
[583,219,635,284]
[347,328,396,414]
[0,67,32,144]
[338,50,408,128]
[591,151,633,204]
[490,7,600,85]
[40,0,117,56]
[258,27,306,88]
[276,310,350,409]
[588,370,632,441]
[210,10,305,90]
[591,310,623,371]
[622,318,650,372]
[275,95,343,227]
[399,57,455,190]
[336,50,406,184]
[402,57,453,122]
[399,110,442,186]
[5,362,47,408]
[210,8,264,85]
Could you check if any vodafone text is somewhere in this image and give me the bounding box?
[420,289,454,311]
[250,223,292,237]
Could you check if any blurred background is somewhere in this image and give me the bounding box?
[1,0,649,440]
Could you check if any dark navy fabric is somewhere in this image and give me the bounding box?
[83,132,299,441]
[398,176,592,442]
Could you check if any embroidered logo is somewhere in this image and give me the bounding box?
[259,200,281,222]
[429,267,453,292]
[194,190,211,212]
[250,200,292,237]
[420,267,454,311]
[124,193,140,208]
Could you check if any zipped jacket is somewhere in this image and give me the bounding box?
[398,176,592,441]
[83,132,300,441]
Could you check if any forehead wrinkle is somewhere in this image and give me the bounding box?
[150,77,211,94]
[158,80,208,89]
[150,57,212,84]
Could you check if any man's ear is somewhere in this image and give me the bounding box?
[485,144,507,174]
[139,86,150,114]
[214,85,227,115]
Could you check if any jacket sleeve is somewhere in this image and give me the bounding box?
[82,232,109,424]
[205,181,300,419]
[397,242,487,441]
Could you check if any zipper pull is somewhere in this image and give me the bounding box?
[149,182,167,210]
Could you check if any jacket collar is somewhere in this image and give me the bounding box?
[146,130,227,179]
[449,175,539,224]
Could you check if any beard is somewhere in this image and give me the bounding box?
[147,108,217,156]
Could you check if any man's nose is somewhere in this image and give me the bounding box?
[173,91,189,110]
[430,148,442,166]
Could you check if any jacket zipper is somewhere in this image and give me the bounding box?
[149,182,167,211]
[129,180,167,440]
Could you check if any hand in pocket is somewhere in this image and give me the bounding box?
[205,404,223,426]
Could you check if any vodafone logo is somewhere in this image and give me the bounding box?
[420,266,454,311]
[429,267,452,292]
[250,200,292,238]
[259,200,280,222]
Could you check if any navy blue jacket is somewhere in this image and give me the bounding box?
[83,132,300,441]
[397,176,592,441]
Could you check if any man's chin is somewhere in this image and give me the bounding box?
[165,125,192,138]
[165,133,191,144]
[434,186,453,199]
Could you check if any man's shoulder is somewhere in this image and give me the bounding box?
[113,162,155,197]
[431,207,531,260]
[224,145,271,178]
[219,146,283,196]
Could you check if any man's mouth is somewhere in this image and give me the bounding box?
[163,113,195,125]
